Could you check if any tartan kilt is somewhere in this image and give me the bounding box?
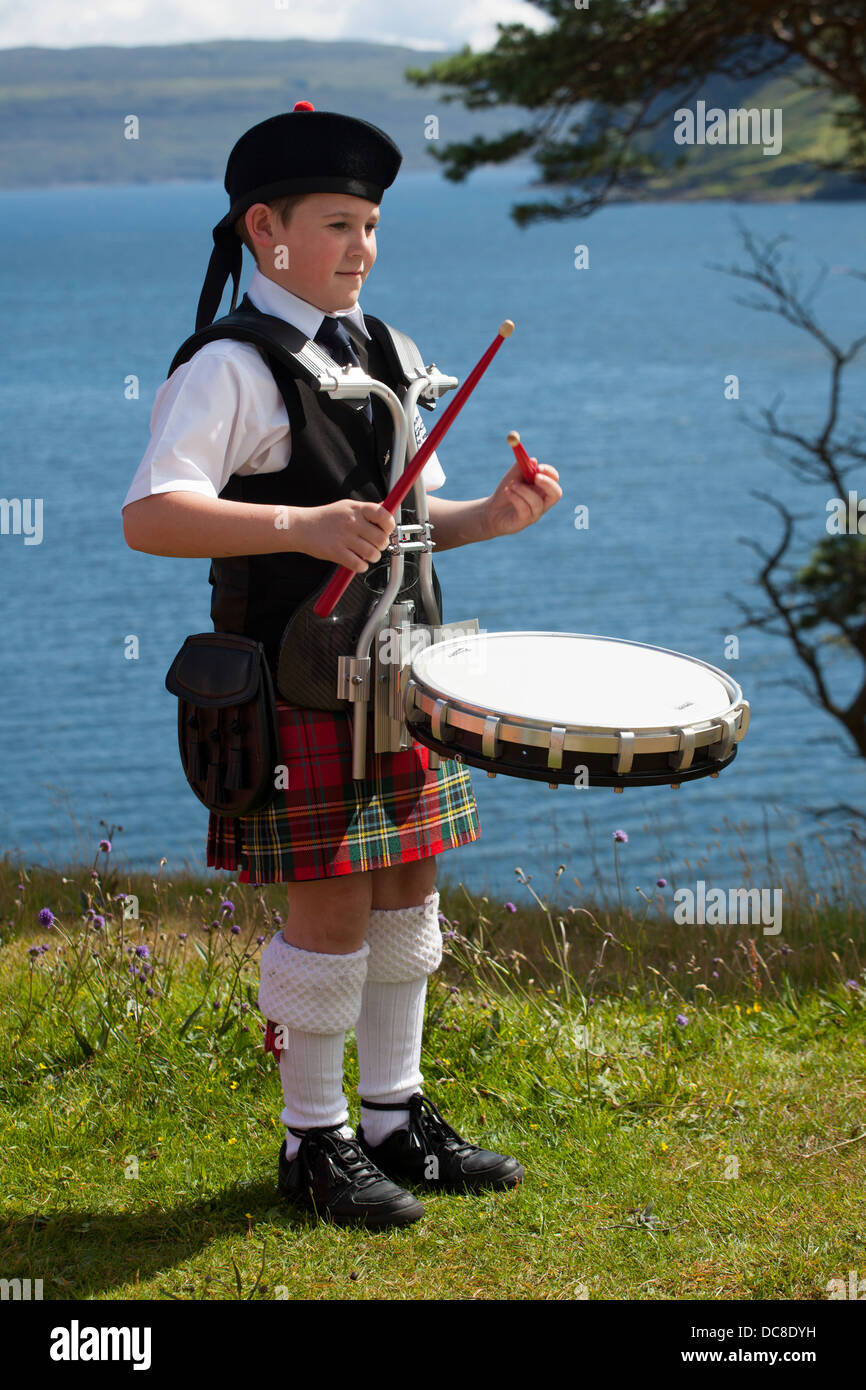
[206,698,481,882]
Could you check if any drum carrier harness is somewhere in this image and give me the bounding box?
[164,295,479,809]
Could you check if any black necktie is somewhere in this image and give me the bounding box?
[314,315,373,423]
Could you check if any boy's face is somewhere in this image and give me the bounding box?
[247,192,380,313]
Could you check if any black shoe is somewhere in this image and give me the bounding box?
[357,1093,525,1192]
[277,1125,425,1228]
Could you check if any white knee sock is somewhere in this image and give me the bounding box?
[258,932,369,1160]
[356,890,442,1148]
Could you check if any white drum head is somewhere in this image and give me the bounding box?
[410,632,739,731]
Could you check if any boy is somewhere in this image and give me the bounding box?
[122,105,562,1228]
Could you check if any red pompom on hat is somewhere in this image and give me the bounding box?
[293,100,315,111]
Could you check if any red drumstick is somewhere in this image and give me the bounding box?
[506,430,538,482]
[314,319,515,617]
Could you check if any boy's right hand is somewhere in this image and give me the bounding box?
[290,499,397,573]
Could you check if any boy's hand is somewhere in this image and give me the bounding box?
[483,460,562,540]
[292,499,396,572]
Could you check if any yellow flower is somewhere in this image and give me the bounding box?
[661,1142,668,1151]
[227,1137,237,1145]
[230,1081,238,1090]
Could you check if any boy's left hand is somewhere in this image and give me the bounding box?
[484,459,563,539]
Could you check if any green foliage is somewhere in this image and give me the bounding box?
[796,535,866,634]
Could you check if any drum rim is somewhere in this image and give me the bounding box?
[407,630,745,744]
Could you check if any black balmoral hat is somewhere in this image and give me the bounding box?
[195,101,403,330]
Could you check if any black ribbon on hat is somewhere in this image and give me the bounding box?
[196,224,243,332]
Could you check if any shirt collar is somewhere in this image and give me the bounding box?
[246,267,371,341]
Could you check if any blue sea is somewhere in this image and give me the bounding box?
[1,169,864,903]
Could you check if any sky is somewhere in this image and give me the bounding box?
[0,0,550,53]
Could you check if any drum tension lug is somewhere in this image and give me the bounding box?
[670,783,681,790]
[487,771,497,778]
[613,786,624,794]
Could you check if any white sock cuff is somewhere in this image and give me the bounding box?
[364,889,442,983]
[257,933,369,1034]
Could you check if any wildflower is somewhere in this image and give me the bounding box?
[504,902,516,913]
[273,911,283,926]
[134,944,150,958]
[437,911,446,923]
[256,935,265,946]
[90,870,99,880]
[711,971,719,978]
[38,908,54,927]
[675,1013,688,1026]
[220,900,235,915]
[613,829,628,843]
[92,915,105,930]
[99,839,112,852]
[657,878,668,888]
[443,930,456,940]
[178,933,187,942]
[780,944,792,956]
[846,979,860,991]
[231,924,241,935]
[712,957,722,964]
[27,945,40,957]
[146,987,155,998]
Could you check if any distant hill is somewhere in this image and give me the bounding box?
[0,37,860,201]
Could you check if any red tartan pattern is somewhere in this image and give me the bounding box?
[206,698,481,882]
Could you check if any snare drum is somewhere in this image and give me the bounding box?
[404,632,750,789]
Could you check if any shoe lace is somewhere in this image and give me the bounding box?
[291,1126,388,1192]
[405,1094,476,1159]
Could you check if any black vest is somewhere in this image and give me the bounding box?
[168,294,443,679]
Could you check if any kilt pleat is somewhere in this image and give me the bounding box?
[206,698,481,882]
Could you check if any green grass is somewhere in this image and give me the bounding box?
[1,842,865,1300]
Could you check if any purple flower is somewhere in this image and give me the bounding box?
[505,902,516,913]
[657,878,668,889]
[146,988,155,998]
[220,900,235,915]
[231,924,241,935]
[27,945,40,957]
[99,839,112,853]
[38,908,54,927]
[846,979,860,991]
[613,829,628,843]
[92,915,105,930]
[17,884,25,892]
[675,1013,688,1026]
[134,944,150,958]
[711,971,719,978]
[178,933,187,942]
[256,935,265,946]
[780,944,792,956]
[443,930,456,940]
[437,911,446,923]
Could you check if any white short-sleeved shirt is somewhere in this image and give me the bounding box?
[122,268,446,509]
